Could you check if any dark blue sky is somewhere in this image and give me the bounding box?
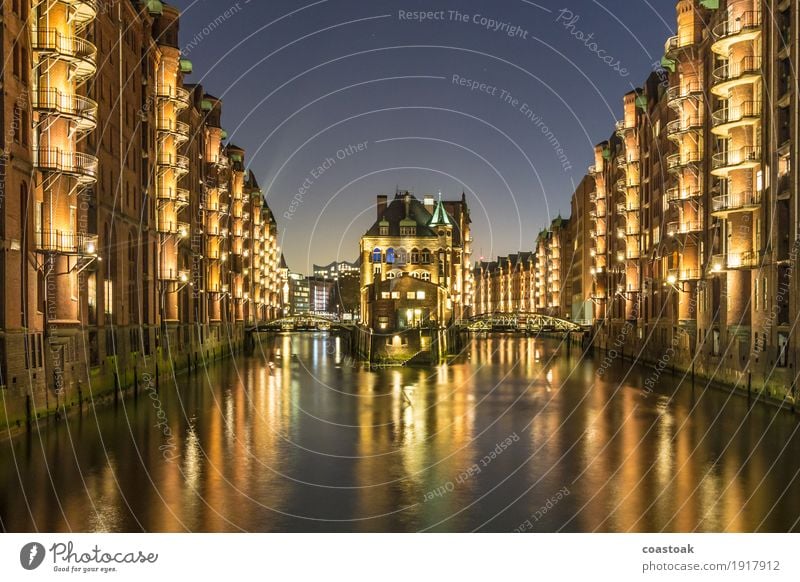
[172,0,677,273]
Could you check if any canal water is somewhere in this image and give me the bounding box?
[2,334,799,532]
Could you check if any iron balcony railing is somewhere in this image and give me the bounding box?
[155,85,191,107]
[35,230,98,255]
[666,82,704,106]
[711,100,761,128]
[34,147,98,183]
[31,28,97,79]
[712,56,762,85]
[712,146,761,172]
[666,187,703,203]
[666,116,703,139]
[668,268,702,281]
[667,220,704,237]
[157,153,190,173]
[712,10,762,43]
[711,190,762,213]
[667,152,702,171]
[712,251,760,271]
[32,88,97,131]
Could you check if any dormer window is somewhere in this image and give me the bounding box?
[380,225,389,236]
[400,225,416,236]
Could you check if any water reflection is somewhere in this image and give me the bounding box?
[1,334,799,532]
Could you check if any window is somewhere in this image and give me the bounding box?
[381,292,390,299]
[396,249,407,264]
[379,224,388,236]
[372,247,382,263]
[391,292,400,299]
[411,248,419,264]
[386,248,395,264]
[416,291,426,300]
[407,292,416,300]
[400,226,416,236]
[421,272,431,282]
[421,249,431,263]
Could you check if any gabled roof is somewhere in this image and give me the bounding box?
[364,193,438,237]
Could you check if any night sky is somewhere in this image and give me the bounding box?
[172,0,677,273]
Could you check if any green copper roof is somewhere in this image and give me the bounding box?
[180,59,193,74]
[661,56,676,73]
[700,0,719,9]
[220,129,228,140]
[145,0,163,16]
[428,194,452,227]
[201,99,213,111]
[635,94,647,111]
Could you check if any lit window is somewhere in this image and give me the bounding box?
[386,248,395,263]
[416,291,426,300]
[391,292,400,299]
[372,247,382,263]
[407,292,415,300]
[381,292,390,299]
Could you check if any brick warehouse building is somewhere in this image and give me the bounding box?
[0,1,283,428]
[358,191,472,362]
[530,0,799,402]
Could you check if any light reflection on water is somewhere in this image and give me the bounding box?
[2,333,799,532]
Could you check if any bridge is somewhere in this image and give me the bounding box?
[461,312,584,333]
[247,314,353,333]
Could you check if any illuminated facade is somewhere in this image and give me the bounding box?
[359,191,472,330]
[0,1,282,427]
[585,0,800,400]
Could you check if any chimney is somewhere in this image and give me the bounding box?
[377,194,387,218]
[423,195,435,211]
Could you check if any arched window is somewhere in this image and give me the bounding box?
[372,247,382,263]
[386,271,396,280]
[421,248,431,263]
[420,272,431,282]
[411,248,419,264]
[396,248,407,264]
[386,248,395,264]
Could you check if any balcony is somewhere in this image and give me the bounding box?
[160,267,191,282]
[615,119,635,138]
[157,153,190,175]
[711,190,761,215]
[66,0,98,25]
[32,89,97,133]
[667,152,702,173]
[711,251,760,271]
[667,220,703,237]
[158,220,190,238]
[31,28,97,80]
[666,117,703,141]
[156,117,190,143]
[711,56,762,96]
[666,82,704,109]
[616,201,640,214]
[35,148,98,183]
[156,85,191,109]
[176,188,190,206]
[34,230,98,256]
[668,268,702,282]
[664,34,696,58]
[711,11,762,56]
[711,100,761,135]
[666,187,702,204]
[711,146,760,177]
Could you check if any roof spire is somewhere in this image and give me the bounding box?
[429,193,452,227]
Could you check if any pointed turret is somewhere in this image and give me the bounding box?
[428,192,453,227]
